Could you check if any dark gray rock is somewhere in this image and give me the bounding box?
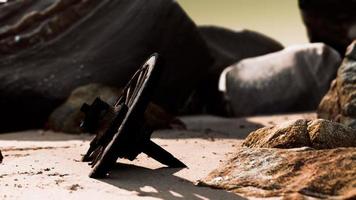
[199,26,284,75]
[299,0,356,54]
[0,0,213,132]
[182,26,283,115]
[220,43,341,116]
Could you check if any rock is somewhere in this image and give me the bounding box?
[198,147,356,199]
[243,119,311,149]
[199,26,284,75]
[0,0,213,132]
[143,102,186,130]
[318,41,356,129]
[182,26,283,115]
[299,0,356,54]
[48,84,185,134]
[47,84,121,133]
[220,43,341,117]
[243,119,356,149]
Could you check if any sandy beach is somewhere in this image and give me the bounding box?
[0,113,315,200]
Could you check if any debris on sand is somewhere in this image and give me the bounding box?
[0,150,2,164]
[67,184,83,191]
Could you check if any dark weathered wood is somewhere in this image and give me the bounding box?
[81,54,186,178]
[143,140,186,168]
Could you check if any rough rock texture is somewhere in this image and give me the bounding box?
[318,41,356,129]
[242,119,356,149]
[47,84,120,133]
[199,26,284,76]
[199,147,356,199]
[183,26,283,115]
[299,0,356,54]
[0,0,213,132]
[48,84,184,134]
[0,0,286,132]
[220,43,341,117]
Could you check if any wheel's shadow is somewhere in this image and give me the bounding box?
[99,163,246,200]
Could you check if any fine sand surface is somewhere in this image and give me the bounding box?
[0,113,315,200]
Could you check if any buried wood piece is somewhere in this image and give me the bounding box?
[80,54,186,178]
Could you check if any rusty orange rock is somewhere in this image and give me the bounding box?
[242,119,356,149]
[199,147,356,199]
[318,41,356,129]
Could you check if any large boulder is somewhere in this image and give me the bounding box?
[318,41,356,129]
[242,119,356,149]
[200,117,356,198]
[199,147,356,199]
[182,26,283,115]
[199,26,284,75]
[0,0,213,132]
[299,0,356,54]
[219,43,341,117]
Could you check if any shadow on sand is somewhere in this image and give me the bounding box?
[99,163,246,200]
[0,116,264,141]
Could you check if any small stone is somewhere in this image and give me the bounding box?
[14,35,20,42]
[68,184,82,191]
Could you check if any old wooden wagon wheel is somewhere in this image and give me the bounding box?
[80,53,186,178]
